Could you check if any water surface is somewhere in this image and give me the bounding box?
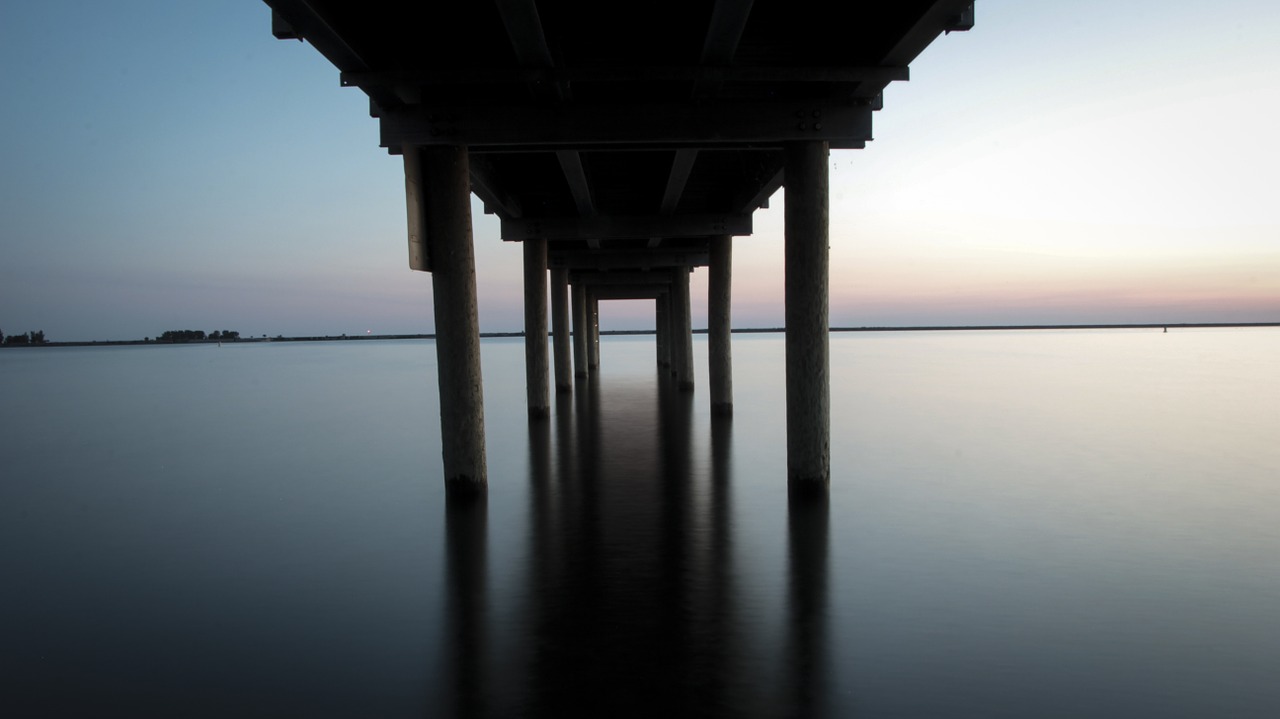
[2,330,1278,717]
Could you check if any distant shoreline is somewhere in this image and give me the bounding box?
[7,322,1278,348]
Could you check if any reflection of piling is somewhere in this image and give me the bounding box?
[785,141,830,494]
[786,493,830,717]
[444,492,488,718]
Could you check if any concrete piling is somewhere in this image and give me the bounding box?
[672,268,694,392]
[420,145,487,495]
[655,293,670,367]
[550,268,572,393]
[588,292,600,370]
[784,141,830,495]
[523,238,550,417]
[572,282,589,378]
[708,234,733,416]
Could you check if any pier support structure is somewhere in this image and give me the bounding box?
[571,282,589,378]
[414,145,487,494]
[708,234,733,416]
[588,291,601,370]
[655,293,671,367]
[550,268,572,393]
[784,141,830,495]
[671,267,694,392]
[523,238,550,417]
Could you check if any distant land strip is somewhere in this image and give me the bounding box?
[9,322,1279,347]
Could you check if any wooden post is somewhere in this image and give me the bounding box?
[572,282,589,378]
[550,267,572,393]
[419,145,487,495]
[708,234,733,416]
[784,141,830,495]
[523,238,550,417]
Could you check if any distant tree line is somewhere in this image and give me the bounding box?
[158,329,240,342]
[1,329,46,346]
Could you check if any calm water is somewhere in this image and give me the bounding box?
[2,330,1278,718]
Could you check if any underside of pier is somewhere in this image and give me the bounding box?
[265,0,974,495]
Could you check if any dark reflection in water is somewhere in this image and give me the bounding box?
[443,370,831,718]
[786,493,829,718]
[442,492,488,719]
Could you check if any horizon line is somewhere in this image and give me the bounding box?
[10,322,1279,348]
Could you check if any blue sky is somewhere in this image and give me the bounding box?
[2,1,1278,341]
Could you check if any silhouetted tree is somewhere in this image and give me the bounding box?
[159,329,208,342]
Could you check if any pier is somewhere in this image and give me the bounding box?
[265,0,974,495]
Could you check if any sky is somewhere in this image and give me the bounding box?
[2,1,1279,341]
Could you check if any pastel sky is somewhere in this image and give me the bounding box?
[2,1,1278,341]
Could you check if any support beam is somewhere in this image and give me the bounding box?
[343,65,908,89]
[502,213,751,242]
[403,146,429,271]
[523,238,550,417]
[419,145,487,495]
[587,285,670,300]
[784,141,830,495]
[695,0,755,98]
[556,150,595,214]
[550,248,710,271]
[379,101,873,150]
[671,268,694,392]
[587,291,601,370]
[656,294,671,368]
[660,149,699,214]
[571,282,589,378]
[550,268,572,393]
[569,270,674,287]
[708,235,733,416]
